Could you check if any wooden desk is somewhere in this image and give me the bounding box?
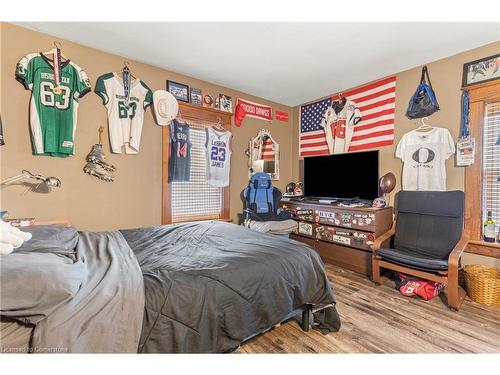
[281,200,393,276]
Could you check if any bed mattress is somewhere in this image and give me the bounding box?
[121,221,341,353]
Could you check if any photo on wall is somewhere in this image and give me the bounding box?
[462,53,500,87]
[203,94,215,108]
[219,94,232,113]
[167,80,189,102]
[190,87,202,105]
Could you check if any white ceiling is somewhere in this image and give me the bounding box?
[16,22,500,106]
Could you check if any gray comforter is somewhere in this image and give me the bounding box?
[2,222,339,353]
[1,227,144,353]
[120,221,341,353]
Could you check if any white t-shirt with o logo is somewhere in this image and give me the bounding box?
[395,127,455,191]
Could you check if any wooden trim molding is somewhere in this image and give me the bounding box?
[161,125,172,225]
[464,80,500,257]
[464,100,484,241]
[466,241,500,259]
[178,101,233,123]
[465,80,500,102]
[161,102,232,225]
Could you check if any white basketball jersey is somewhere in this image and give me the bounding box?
[95,72,153,154]
[205,127,232,187]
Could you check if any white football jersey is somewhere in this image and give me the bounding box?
[205,127,232,187]
[95,72,153,154]
[320,99,362,154]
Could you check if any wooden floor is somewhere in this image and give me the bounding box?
[237,264,500,353]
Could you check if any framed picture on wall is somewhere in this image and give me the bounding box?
[167,80,190,102]
[219,94,232,113]
[462,53,500,88]
[190,87,202,105]
[203,94,215,108]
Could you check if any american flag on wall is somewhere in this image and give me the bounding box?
[300,76,396,157]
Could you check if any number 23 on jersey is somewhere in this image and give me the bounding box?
[210,146,226,162]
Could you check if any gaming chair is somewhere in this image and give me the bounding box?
[242,173,291,223]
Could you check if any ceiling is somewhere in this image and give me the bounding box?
[17,22,500,106]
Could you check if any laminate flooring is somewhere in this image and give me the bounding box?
[237,264,500,353]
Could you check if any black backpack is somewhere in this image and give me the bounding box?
[406,66,440,119]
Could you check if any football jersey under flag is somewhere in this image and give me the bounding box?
[15,53,91,157]
[94,72,153,154]
[320,98,362,154]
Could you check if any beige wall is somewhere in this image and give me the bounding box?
[384,42,500,268]
[294,41,500,266]
[381,41,499,204]
[1,23,499,266]
[295,41,499,198]
[0,22,295,230]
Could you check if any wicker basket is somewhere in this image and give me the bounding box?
[464,265,500,307]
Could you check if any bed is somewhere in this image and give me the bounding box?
[0,221,341,353]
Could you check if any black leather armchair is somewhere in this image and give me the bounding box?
[372,190,469,310]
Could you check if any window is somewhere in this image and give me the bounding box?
[171,118,223,222]
[465,81,500,256]
[162,103,231,224]
[482,102,500,229]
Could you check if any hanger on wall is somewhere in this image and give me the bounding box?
[176,107,184,122]
[212,117,225,131]
[332,92,344,102]
[416,116,434,132]
[98,126,104,145]
[122,60,136,79]
[42,41,68,61]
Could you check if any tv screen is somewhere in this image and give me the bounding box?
[303,150,379,200]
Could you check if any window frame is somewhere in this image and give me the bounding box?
[162,102,232,224]
[464,80,500,258]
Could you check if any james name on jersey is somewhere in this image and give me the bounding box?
[209,138,228,168]
[16,53,91,157]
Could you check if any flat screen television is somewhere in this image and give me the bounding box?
[303,150,379,200]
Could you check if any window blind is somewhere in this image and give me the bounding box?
[171,118,223,222]
[482,102,500,231]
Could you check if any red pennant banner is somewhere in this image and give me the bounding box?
[234,98,272,126]
[275,110,289,122]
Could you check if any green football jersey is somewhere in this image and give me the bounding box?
[16,53,91,157]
